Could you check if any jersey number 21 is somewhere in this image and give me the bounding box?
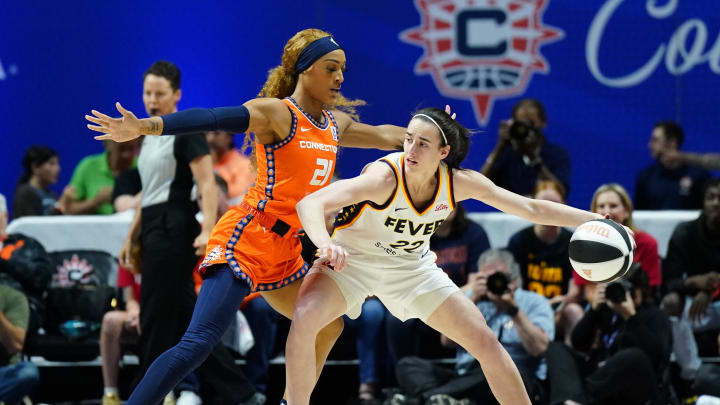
[310,158,334,186]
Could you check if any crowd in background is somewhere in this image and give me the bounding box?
[1,62,720,405]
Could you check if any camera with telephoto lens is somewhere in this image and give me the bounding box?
[508,120,539,142]
[487,272,510,295]
[604,263,642,304]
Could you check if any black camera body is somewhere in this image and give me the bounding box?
[604,263,643,304]
[605,278,633,304]
[508,120,540,142]
[487,272,510,295]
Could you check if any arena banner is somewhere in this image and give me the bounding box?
[1,0,718,213]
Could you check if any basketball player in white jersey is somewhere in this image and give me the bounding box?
[285,107,633,405]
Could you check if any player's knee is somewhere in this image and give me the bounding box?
[662,292,683,317]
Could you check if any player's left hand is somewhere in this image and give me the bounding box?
[318,242,349,271]
[606,291,637,320]
[193,230,210,256]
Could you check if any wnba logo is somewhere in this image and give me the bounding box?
[400,0,564,125]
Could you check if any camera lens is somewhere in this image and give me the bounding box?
[509,121,531,141]
[605,282,627,304]
[487,272,509,295]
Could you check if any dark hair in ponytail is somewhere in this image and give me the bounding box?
[17,146,57,188]
[411,107,471,172]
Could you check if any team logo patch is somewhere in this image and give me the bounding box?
[400,0,564,125]
[54,254,95,287]
[203,245,224,264]
[435,203,449,211]
[331,126,339,142]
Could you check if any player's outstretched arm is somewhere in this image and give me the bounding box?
[330,110,405,151]
[87,98,289,144]
[296,162,396,269]
[453,169,602,228]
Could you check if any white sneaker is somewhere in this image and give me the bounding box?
[177,390,203,405]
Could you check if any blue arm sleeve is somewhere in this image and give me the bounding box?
[161,105,250,135]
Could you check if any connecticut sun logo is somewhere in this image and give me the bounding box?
[400,0,564,125]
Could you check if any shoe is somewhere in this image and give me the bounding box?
[424,394,474,405]
[163,392,176,405]
[102,393,121,405]
[177,391,202,405]
[237,392,266,405]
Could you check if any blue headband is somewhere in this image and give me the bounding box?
[295,36,343,74]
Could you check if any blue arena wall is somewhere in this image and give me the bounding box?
[1,0,719,213]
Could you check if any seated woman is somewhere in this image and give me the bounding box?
[574,183,661,304]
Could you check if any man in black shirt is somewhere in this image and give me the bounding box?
[635,121,710,210]
[661,179,720,395]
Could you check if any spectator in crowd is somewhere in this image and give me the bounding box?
[385,203,490,367]
[481,98,571,197]
[392,249,553,405]
[205,130,255,206]
[13,146,67,218]
[118,60,261,405]
[661,178,720,396]
[661,149,720,171]
[575,183,662,303]
[0,193,53,333]
[546,264,672,405]
[100,264,203,405]
[99,263,142,405]
[507,181,583,343]
[0,284,40,404]
[64,139,139,215]
[635,121,711,210]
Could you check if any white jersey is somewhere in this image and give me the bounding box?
[332,152,455,269]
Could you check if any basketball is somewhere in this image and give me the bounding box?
[569,218,634,283]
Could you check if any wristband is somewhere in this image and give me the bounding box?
[506,305,519,317]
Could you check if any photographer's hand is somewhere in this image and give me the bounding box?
[470,274,487,303]
[606,291,637,320]
[487,290,517,314]
[591,283,607,311]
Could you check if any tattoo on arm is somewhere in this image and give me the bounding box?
[150,119,159,134]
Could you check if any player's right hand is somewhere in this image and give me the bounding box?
[86,102,143,142]
[317,242,349,272]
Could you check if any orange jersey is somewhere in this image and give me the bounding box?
[200,97,339,291]
[243,97,339,228]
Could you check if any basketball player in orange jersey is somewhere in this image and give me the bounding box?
[86,29,413,405]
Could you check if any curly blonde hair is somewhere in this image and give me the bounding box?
[258,28,365,119]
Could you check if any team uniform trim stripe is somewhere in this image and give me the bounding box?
[400,154,441,216]
[286,97,329,130]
